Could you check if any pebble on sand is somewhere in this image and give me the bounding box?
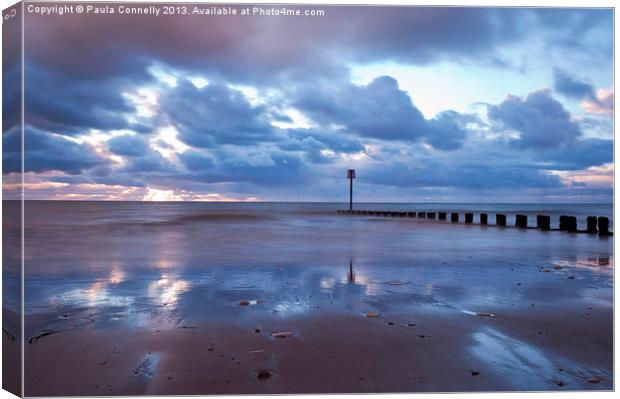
[553,265,563,270]
[470,370,480,376]
[587,376,601,384]
[257,370,272,380]
[476,312,495,318]
[366,312,380,318]
[238,300,250,306]
[271,331,293,339]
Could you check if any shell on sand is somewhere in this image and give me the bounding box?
[271,331,293,339]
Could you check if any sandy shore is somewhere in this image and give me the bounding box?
[25,286,612,395]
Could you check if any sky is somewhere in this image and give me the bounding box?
[2,4,614,202]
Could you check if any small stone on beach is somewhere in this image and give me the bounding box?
[587,376,600,384]
[257,370,272,380]
[366,312,380,318]
[476,312,494,318]
[239,300,250,306]
[470,370,480,376]
[553,265,562,270]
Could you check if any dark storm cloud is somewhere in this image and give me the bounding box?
[23,7,526,83]
[121,151,176,174]
[363,159,563,189]
[178,150,215,171]
[24,65,143,135]
[487,89,581,149]
[538,138,613,171]
[2,64,21,131]
[25,7,611,85]
[553,69,613,115]
[48,174,146,188]
[280,128,366,163]
[292,76,472,150]
[178,151,306,186]
[107,134,150,157]
[218,153,304,186]
[3,126,104,174]
[553,68,595,99]
[162,81,280,147]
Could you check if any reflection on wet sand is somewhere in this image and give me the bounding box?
[22,202,613,395]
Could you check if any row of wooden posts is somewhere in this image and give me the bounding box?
[336,209,612,236]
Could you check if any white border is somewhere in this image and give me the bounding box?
[0,1,616,399]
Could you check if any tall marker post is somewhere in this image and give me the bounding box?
[347,169,356,211]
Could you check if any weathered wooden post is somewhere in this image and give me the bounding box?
[347,169,356,211]
[427,212,436,219]
[496,214,506,226]
[465,213,473,223]
[418,212,426,218]
[515,214,527,228]
[348,259,355,283]
[566,216,578,232]
[587,216,598,234]
[598,217,611,236]
[407,212,416,217]
[451,212,459,222]
[480,213,488,225]
[438,212,447,220]
[559,215,568,231]
[536,215,551,230]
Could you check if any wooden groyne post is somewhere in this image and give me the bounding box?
[587,216,598,234]
[496,214,507,226]
[537,215,551,230]
[515,214,527,228]
[480,213,488,225]
[598,217,611,236]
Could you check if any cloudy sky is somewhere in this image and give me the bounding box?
[3,4,614,202]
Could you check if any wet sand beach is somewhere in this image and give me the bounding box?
[12,201,613,395]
